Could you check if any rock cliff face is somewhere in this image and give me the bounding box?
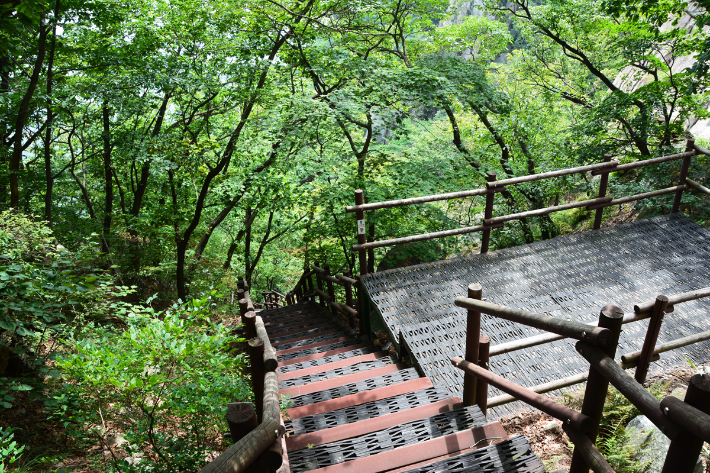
[443,0,488,26]
[613,4,710,141]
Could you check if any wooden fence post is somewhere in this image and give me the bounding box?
[476,335,490,416]
[661,374,710,472]
[672,139,694,213]
[314,261,326,307]
[463,283,482,407]
[248,338,265,424]
[481,172,497,254]
[344,270,356,329]
[323,264,338,319]
[569,305,624,473]
[226,402,258,443]
[635,295,668,383]
[355,190,368,277]
[594,154,612,230]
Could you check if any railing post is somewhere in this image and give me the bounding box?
[226,402,258,443]
[594,154,612,230]
[355,190,368,276]
[661,374,710,473]
[314,261,326,307]
[635,295,668,383]
[476,335,490,416]
[569,305,624,473]
[463,283,482,407]
[323,264,338,319]
[238,277,245,290]
[295,274,303,302]
[248,337,265,423]
[344,270,356,329]
[672,139,694,213]
[481,172,497,254]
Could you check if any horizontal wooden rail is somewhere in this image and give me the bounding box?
[575,341,683,440]
[487,354,658,408]
[621,329,710,364]
[686,178,710,195]
[452,357,594,433]
[661,396,710,444]
[335,274,358,285]
[255,316,278,371]
[485,196,611,225]
[352,223,503,251]
[454,297,612,347]
[610,150,695,172]
[489,312,648,357]
[694,142,710,156]
[489,161,618,188]
[345,187,491,212]
[586,186,685,210]
[634,286,710,315]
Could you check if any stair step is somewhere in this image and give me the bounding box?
[274,330,357,350]
[285,386,452,436]
[279,356,396,388]
[270,325,342,345]
[278,342,372,367]
[287,405,488,473]
[277,336,363,358]
[280,363,405,397]
[395,434,545,473]
[278,350,386,380]
[267,320,331,337]
[287,396,463,451]
[285,369,427,419]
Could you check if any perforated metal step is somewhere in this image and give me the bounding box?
[275,330,357,351]
[286,368,420,407]
[277,346,380,374]
[288,405,488,472]
[398,435,545,473]
[279,357,396,389]
[285,386,452,436]
[270,324,340,344]
[277,337,369,362]
[266,320,327,336]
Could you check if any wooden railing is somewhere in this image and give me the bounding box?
[199,281,286,473]
[286,262,365,335]
[346,139,709,278]
[452,283,710,473]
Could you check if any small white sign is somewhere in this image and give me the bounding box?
[357,226,366,234]
[357,219,365,226]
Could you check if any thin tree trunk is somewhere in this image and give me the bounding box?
[102,102,112,253]
[43,0,59,223]
[10,17,48,208]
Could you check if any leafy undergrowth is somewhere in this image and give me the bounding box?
[500,362,710,472]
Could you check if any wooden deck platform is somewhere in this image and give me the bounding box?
[361,214,710,416]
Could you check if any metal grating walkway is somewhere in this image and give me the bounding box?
[361,214,710,416]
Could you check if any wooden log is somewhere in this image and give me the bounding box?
[487,354,660,408]
[345,187,490,212]
[594,154,612,230]
[227,402,258,443]
[343,270,356,329]
[481,172,496,254]
[574,341,682,440]
[662,374,710,472]
[351,223,502,252]
[337,273,358,286]
[569,306,623,473]
[452,357,594,433]
[693,141,710,156]
[634,286,710,316]
[255,316,277,372]
[587,186,685,210]
[354,190,368,277]
[686,178,710,195]
[672,140,694,213]
[563,425,615,473]
[249,338,265,424]
[476,335,490,416]
[243,310,257,340]
[592,150,695,174]
[260,371,284,472]
[491,160,618,188]
[198,417,280,473]
[635,295,668,383]
[454,297,612,348]
[462,284,482,408]
[622,329,710,364]
[485,196,612,225]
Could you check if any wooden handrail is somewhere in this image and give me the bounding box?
[634,286,710,315]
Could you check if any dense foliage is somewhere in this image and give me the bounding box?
[1,0,709,469]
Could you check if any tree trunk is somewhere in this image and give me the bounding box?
[102,102,112,253]
[10,17,48,208]
[43,2,59,224]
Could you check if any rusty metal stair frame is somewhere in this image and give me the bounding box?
[254,300,545,473]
